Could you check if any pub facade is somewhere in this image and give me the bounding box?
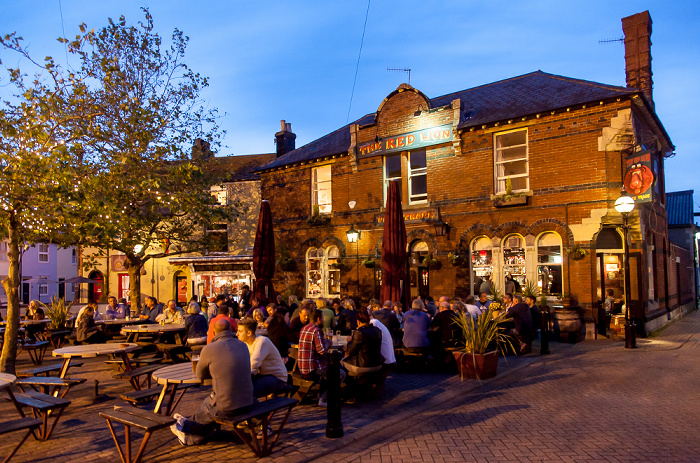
[259,11,696,337]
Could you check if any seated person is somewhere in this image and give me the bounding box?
[372,300,401,333]
[336,299,358,335]
[237,318,289,398]
[183,302,208,346]
[402,299,431,351]
[139,296,162,323]
[342,308,384,374]
[503,293,514,310]
[264,306,293,358]
[506,295,534,353]
[252,308,266,328]
[25,307,46,341]
[289,304,312,341]
[463,295,482,320]
[604,289,616,315]
[207,305,238,344]
[171,319,254,446]
[76,306,110,344]
[369,313,396,366]
[24,300,39,320]
[117,298,130,318]
[298,308,345,407]
[525,295,542,331]
[475,292,492,312]
[76,300,102,322]
[431,301,462,349]
[104,296,125,319]
[159,300,185,324]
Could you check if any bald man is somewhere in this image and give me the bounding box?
[171,318,254,445]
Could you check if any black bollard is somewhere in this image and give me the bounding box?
[326,349,344,438]
[625,321,637,349]
[540,310,550,355]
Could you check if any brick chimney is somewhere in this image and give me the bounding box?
[622,11,653,106]
[275,120,296,158]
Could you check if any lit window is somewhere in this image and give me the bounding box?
[383,154,402,204]
[211,186,227,206]
[312,165,332,214]
[305,246,340,298]
[494,129,529,194]
[470,236,493,295]
[306,247,323,298]
[206,223,228,252]
[38,244,49,263]
[503,235,525,288]
[408,150,427,203]
[537,232,563,295]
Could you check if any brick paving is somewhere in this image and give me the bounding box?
[2,310,700,462]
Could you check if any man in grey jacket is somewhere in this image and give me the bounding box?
[171,319,254,445]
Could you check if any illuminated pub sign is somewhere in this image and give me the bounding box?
[358,124,454,158]
[624,150,656,203]
[375,209,435,225]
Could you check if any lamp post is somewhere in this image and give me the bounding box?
[614,193,636,349]
[346,224,360,297]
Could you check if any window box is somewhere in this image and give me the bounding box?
[362,259,376,269]
[492,195,528,208]
[306,213,331,226]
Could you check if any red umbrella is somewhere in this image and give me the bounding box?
[380,180,408,304]
[253,200,275,305]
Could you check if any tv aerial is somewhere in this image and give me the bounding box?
[387,67,411,85]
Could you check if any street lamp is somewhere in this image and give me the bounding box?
[433,207,449,237]
[346,225,361,296]
[614,192,636,349]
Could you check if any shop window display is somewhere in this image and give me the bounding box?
[470,236,493,295]
[503,234,526,287]
[537,232,563,295]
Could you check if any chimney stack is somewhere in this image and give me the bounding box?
[191,138,213,160]
[275,120,296,158]
[622,11,653,107]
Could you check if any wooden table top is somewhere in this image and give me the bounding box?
[152,363,200,385]
[0,372,16,388]
[96,318,143,325]
[0,319,51,326]
[121,324,186,333]
[52,343,140,358]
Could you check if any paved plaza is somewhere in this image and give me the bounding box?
[2,311,700,462]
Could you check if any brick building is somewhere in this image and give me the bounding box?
[257,11,695,337]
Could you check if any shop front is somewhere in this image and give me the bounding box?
[168,256,254,303]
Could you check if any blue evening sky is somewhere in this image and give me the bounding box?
[2,1,698,209]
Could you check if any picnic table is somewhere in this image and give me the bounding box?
[121,324,186,344]
[52,343,140,382]
[151,363,206,415]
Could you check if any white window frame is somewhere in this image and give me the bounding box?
[383,153,403,205]
[38,277,49,296]
[38,243,49,263]
[71,248,78,265]
[311,165,332,214]
[210,185,228,206]
[408,150,428,204]
[305,246,341,298]
[494,128,529,195]
[536,232,563,295]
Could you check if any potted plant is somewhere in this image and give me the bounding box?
[330,259,350,271]
[520,279,541,298]
[567,245,587,261]
[362,259,376,269]
[306,204,331,226]
[39,295,73,330]
[492,177,527,207]
[452,307,514,380]
[421,253,441,270]
[447,252,468,268]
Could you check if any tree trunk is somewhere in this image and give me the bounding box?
[1,215,21,374]
[125,254,143,315]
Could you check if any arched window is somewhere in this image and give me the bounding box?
[537,232,563,295]
[503,234,525,287]
[306,246,341,298]
[470,236,493,295]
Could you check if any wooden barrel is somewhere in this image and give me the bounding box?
[552,309,582,342]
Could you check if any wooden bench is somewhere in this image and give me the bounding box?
[13,390,70,440]
[19,340,49,365]
[114,364,164,391]
[99,405,175,463]
[214,397,298,458]
[16,362,83,378]
[16,376,87,399]
[46,330,71,349]
[106,356,164,372]
[155,343,188,363]
[0,417,43,463]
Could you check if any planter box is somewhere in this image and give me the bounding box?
[452,350,500,379]
[493,195,527,208]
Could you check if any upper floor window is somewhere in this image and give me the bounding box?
[38,277,49,296]
[408,150,427,203]
[211,186,228,206]
[494,129,528,195]
[38,243,49,263]
[0,241,7,262]
[384,151,427,205]
[312,165,332,214]
[71,248,78,265]
[206,223,228,252]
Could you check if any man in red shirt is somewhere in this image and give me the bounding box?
[298,308,345,407]
[207,305,238,344]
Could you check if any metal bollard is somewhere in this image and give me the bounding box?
[540,310,550,355]
[326,349,344,438]
[625,321,637,349]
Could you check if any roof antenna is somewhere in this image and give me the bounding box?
[599,37,624,44]
[387,67,411,85]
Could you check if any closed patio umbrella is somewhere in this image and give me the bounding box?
[252,200,275,306]
[380,180,409,305]
[62,276,99,284]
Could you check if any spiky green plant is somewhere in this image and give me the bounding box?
[454,307,515,380]
[521,279,541,298]
[489,285,504,305]
[39,295,73,329]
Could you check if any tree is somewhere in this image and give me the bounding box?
[69,10,236,312]
[0,33,94,373]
